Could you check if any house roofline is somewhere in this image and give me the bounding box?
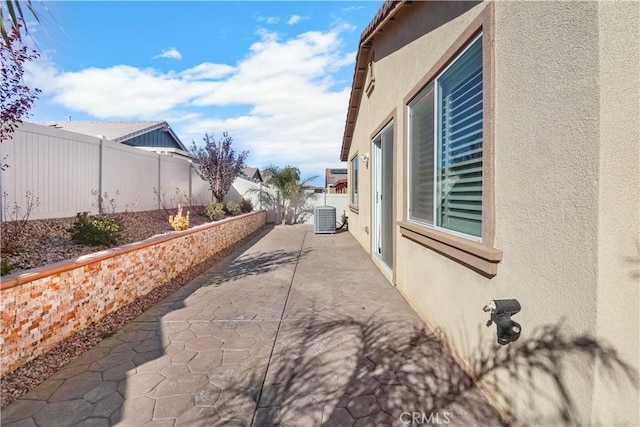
[340,0,408,161]
[112,121,190,153]
[109,121,166,143]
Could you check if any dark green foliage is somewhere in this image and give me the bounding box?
[239,197,253,213]
[204,202,225,221]
[224,201,240,216]
[1,259,12,276]
[68,212,123,246]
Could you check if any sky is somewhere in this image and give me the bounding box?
[20,1,379,187]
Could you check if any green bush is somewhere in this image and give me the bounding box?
[239,197,253,213]
[224,201,241,216]
[1,259,13,276]
[68,212,123,246]
[204,202,225,221]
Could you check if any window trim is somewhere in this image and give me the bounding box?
[401,3,501,277]
[408,33,484,242]
[349,151,359,213]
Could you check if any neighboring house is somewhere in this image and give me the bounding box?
[33,120,192,160]
[325,168,347,193]
[332,179,347,194]
[241,167,263,183]
[341,1,639,426]
[226,167,264,205]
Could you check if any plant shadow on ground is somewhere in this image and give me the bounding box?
[214,314,638,426]
[213,248,312,284]
[6,225,636,426]
[104,225,313,426]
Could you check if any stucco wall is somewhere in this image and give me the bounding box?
[0,211,266,376]
[346,1,639,425]
[490,2,601,422]
[347,1,486,258]
[592,2,640,425]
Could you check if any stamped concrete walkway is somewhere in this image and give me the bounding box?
[1,225,504,427]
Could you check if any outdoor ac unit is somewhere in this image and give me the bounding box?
[314,206,336,234]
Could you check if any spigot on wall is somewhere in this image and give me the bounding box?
[484,299,522,345]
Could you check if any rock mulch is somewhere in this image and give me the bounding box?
[0,211,262,408]
[1,208,212,274]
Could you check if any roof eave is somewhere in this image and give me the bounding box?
[113,121,190,152]
[111,121,166,143]
[340,0,408,162]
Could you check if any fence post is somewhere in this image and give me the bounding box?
[98,136,106,214]
[157,154,162,210]
[188,162,193,205]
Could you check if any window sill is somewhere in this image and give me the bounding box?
[398,221,502,277]
[349,204,359,214]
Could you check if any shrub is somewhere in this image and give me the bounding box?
[1,259,13,276]
[224,201,241,216]
[169,204,190,231]
[68,212,123,246]
[204,202,225,221]
[239,197,253,213]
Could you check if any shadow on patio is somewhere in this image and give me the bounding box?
[1,226,637,426]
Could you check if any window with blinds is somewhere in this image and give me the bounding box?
[350,155,358,205]
[409,84,435,224]
[408,34,483,239]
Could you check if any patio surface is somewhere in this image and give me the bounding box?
[1,225,505,426]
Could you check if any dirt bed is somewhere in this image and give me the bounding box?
[1,208,212,274]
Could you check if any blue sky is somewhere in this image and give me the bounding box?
[22,1,379,186]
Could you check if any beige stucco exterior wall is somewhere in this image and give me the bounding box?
[346,1,639,425]
[592,2,640,425]
[347,0,488,271]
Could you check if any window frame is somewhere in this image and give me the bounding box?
[400,5,502,277]
[408,33,484,242]
[349,152,359,213]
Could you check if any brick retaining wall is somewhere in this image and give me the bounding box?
[0,211,266,376]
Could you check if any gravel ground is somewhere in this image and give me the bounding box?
[0,211,262,408]
[1,207,211,274]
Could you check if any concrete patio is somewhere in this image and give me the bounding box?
[1,225,505,426]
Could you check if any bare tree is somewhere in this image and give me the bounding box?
[191,132,248,203]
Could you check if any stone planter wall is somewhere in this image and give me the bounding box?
[0,211,266,376]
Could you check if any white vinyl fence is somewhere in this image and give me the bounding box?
[0,123,213,221]
[1,122,348,226]
[303,193,349,226]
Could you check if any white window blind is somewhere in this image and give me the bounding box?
[437,36,483,237]
[408,34,483,239]
[409,84,435,224]
[350,156,358,205]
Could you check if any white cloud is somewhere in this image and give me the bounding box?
[24,25,357,179]
[152,47,182,60]
[179,63,236,80]
[257,16,279,25]
[343,6,367,13]
[287,15,308,25]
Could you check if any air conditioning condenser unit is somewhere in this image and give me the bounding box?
[314,206,336,234]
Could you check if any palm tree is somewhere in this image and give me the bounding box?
[252,165,318,225]
[1,1,40,46]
